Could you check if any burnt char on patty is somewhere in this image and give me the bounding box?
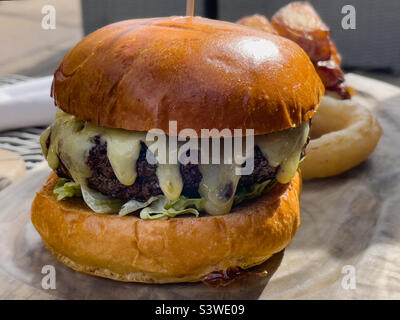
[50,135,305,202]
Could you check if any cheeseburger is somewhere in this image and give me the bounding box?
[32,16,324,284]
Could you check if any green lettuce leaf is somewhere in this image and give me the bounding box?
[140,196,201,220]
[119,196,159,217]
[165,196,205,211]
[119,195,204,219]
[53,179,202,219]
[81,186,122,214]
[53,179,82,200]
[234,179,276,205]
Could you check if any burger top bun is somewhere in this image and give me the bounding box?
[52,16,324,136]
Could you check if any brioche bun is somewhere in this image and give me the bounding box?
[52,16,324,136]
[31,172,301,283]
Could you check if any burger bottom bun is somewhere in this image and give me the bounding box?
[31,172,301,283]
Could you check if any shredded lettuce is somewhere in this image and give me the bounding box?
[54,177,276,219]
[120,195,204,219]
[53,180,202,219]
[165,196,205,212]
[53,179,82,200]
[234,179,276,205]
[140,196,200,220]
[81,186,122,214]
[118,196,159,217]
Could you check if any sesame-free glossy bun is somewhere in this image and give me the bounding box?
[31,171,301,283]
[52,16,324,136]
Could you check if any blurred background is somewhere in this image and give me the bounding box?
[1,0,400,85]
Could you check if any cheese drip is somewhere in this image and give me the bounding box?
[154,139,183,201]
[104,130,144,186]
[198,163,241,216]
[143,137,184,201]
[156,164,183,201]
[44,112,97,186]
[255,122,309,184]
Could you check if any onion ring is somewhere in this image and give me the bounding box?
[300,95,382,179]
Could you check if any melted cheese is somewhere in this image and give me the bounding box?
[45,112,97,186]
[144,138,184,201]
[256,122,309,184]
[41,111,309,216]
[39,126,51,158]
[198,163,240,216]
[104,130,144,186]
[156,164,183,201]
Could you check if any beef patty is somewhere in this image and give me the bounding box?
[52,135,305,202]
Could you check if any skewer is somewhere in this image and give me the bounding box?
[186,0,195,16]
